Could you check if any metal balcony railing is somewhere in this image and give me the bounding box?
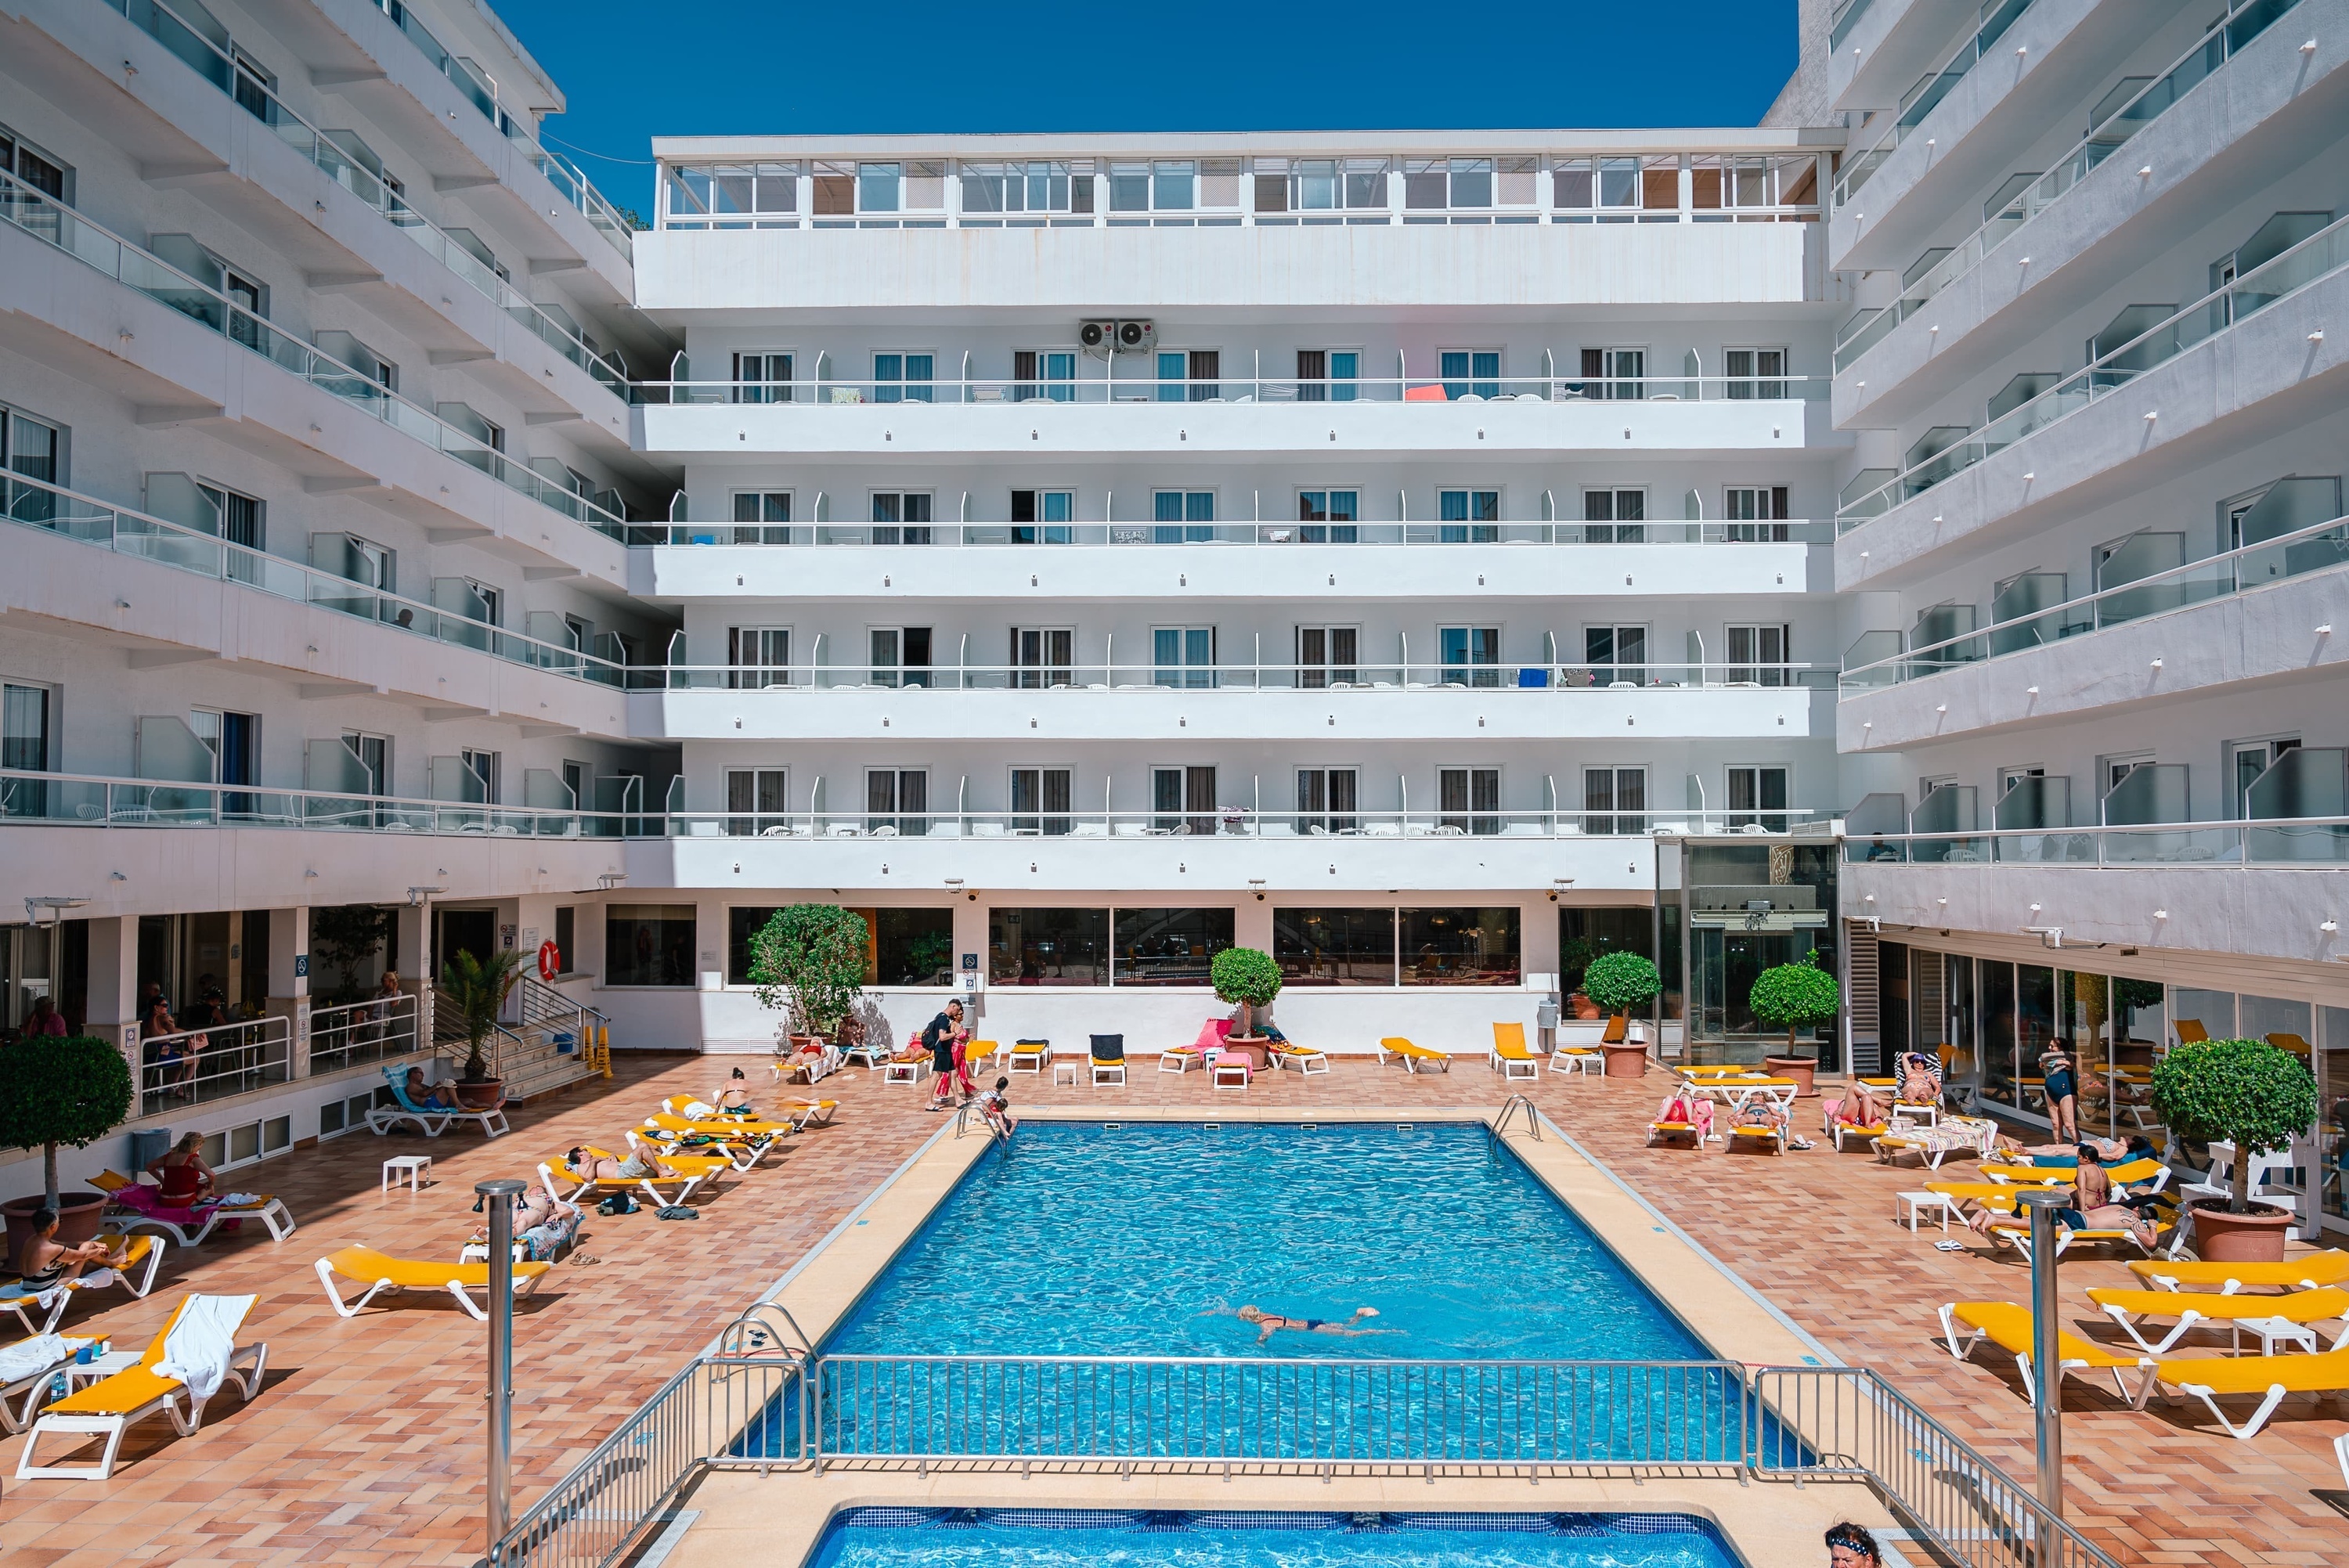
[306,993,422,1078]
[640,373,1827,406]
[1833,0,2036,205]
[0,166,636,542]
[135,1012,293,1119]
[648,658,1836,693]
[1845,815,2349,865]
[1,470,628,687]
[1838,209,2349,524]
[643,516,1828,547]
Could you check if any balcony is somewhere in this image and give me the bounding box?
[4,471,636,738]
[1834,0,2330,426]
[637,373,1824,459]
[1832,0,1990,110]
[1837,497,2348,741]
[1835,213,2349,583]
[1831,0,2169,273]
[630,661,1835,742]
[633,520,1826,601]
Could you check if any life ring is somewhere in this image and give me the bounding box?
[537,940,561,982]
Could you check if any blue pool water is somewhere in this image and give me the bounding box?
[826,1123,1708,1361]
[806,1509,1741,1568]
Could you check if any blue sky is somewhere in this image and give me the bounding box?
[497,0,1799,222]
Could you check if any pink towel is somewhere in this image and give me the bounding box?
[1192,1018,1234,1053]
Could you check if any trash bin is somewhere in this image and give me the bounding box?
[130,1127,171,1170]
[1517,667,1550,688]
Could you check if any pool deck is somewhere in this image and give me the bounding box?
[1,1050,2343,1566]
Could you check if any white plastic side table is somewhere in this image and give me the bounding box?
[381,1154,432,1193]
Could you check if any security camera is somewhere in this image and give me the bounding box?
[968,891,979,902]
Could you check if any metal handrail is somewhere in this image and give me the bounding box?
[0,769,620,838]
[648,517,1831,547]
[1839,507,2349,685]
[641,373,1827,405]
[1833,0,2037,205]
[646,660,1837,691]
[1494,1094,1544,1141]
[134,1012,293,1118]
[1839,208,2349,523]
[0,166,634,540]
[1845,814,2349,867]
[1,470,627,685]
[102,0,633,389]
[307,992,422,1077]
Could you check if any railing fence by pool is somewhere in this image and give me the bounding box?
[490,1357,2120,1568]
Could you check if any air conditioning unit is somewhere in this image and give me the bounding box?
[1079,319,1117,359]
[1115,319,1156,355]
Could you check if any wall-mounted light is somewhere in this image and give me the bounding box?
[1248,878,1267,903]
[406,885,446,907]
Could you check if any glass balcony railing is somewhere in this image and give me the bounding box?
[639,373,1828,407]
[1838,0,2304,369]
[104,0,633,394]
[1838,210,2349,524]
[0,770,626,836]
[0,168,635,542]
[641,517,1833,548]
[1833,0,2036,206]
[1829,0,1879,52]
[642,660,1835,694]
[1838,505,2349,690]
[2,470,626,686]
[1845,816,2349,865]
[359,0,635,256]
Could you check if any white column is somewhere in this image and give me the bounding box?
[272,908,311,1076]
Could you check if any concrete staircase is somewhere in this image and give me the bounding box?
[432,976,608,1104]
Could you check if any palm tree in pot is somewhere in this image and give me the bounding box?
[439,947,525,1108]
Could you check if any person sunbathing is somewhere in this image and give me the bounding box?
[10,1208,117,1292]
[471,1182,583,1260]
[714,1068,755,1113]
[1654,1088,1715,1145]
[564,1145,681,1182]
[405,1065,461,1111]
[1740,1098,1815,1151]
[1232,1305,1386,1345]
[1962,1159,2160,1249]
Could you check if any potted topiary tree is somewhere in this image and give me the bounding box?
[749,905,869,1059]
[438,947,525,1108]
[1750,953,1840,1098]
[1211,947,1283,1058]
[1581,950,1660,1076]
[2152,1036,2318,1262]
[0,1034,135,1269]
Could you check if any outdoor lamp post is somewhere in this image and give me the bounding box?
[477,1177,527,1555]
[2018,1188,2068,1516]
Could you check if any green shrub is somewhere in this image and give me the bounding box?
[1748,954,1840,1053]
[1581,950,1660,1018]
[438,947,525,1082]
[1211,946,1283,1035]
[2152,1037,2319,1213]
[0,1035,134,1207]
[749,904,868,1040]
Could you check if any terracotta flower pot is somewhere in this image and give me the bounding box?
[3,1190,107,1273]
[1764,1055,1818,1098]
[453,1078,504,1111]
[2188,1199,2296,1263]
[1600,1042,1650,1078]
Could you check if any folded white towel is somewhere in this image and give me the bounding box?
[155,1292,255,1401]
[223,1192,263,1206]
[680,1099,716,1119]
[0,1333,84,1382]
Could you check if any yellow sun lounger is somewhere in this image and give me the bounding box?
[1269,1040,1330,1076]
[541,1150,709,1209]
[1977,1164,2083,1186]
[1,1234,168,1334]
[1831,1119,1887,1152]
[2128,1345,2349,1438]
[1378,1036,1450,1073]
[1724,1122,1787,1155]
[88,1169,298,1245]
[1647,1120,1707,1148]
[2128,1250,2349,1294]
[639,1113,780,1170]
[2087,1285,2349,1356]
[1986,1217,2175,1260]
[1938,1300,2150,1405]
[659,1097,811,1137]
[14,1292,267,1480]
[315,1244,551,1322]
[1488,1022,1539,1082]
[622,1132,734,1193]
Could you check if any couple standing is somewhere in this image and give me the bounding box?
[923,998,977,1109]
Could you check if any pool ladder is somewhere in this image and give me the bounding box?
[715,1299,816,1361]
[1493,1094,1544,1141]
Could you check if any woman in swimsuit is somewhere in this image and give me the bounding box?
[11,1208,115,1290]
[146,1131,217,1209]
[1232,1305,1384,1345]
[2039,1044,2080,1142]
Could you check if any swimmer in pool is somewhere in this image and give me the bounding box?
[1232,1305,1384,1345]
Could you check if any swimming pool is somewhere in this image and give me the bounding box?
[806,1508,1742,1568]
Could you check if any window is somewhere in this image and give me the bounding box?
[1260,157,1389,220]
[731,491,793,545]
[313,531,394,591]
[1582,488,1645,543]
[1726,624,1791,685]
[1114,907,1235,986]
[1153,627,1217,690]
[1723,486,1790,542]
[1586,625,1647,685]
[341,730,389,795]
[2232,737,2301,817]
[866,769,926,835]
[1583,767,1646,834]
[1403,157,1503,219]
[1104,160,1223,220]
[871,492,933,546]
[1297,626,1359,688]
[733,351,792,404]
[989,907,1108,986]
[812,160,855,217]
[728,627,791,689]
[3,682,51,771]
[1011,350,1074,402]
[1295,348,1359,402]
[1438,490,1499,543]
[1011,766,1072,835]
[0,122,70,202]
[606,905,696,986]
[961,161,1089,220]
[1553,157,1640,220]
[1157,350,1220,402]
[199,481,263,582]
[189,708,258,787]
[864,907,955,985]
[460,748,500,803]
[1276,907,1392,984]
[1439,625,1501,687]
[1401,907,1521,985]
[725,769,785,836]
[1010,627,1073,688]
[873,353,933,403]
[1578,348,1644,400]
[859,162,901,212]
[1438,767,1500,835]
[554,906,575,975]
[199,1113,292,1174]
[1009,488,1073,545]
[1295,767,1359,833]
[2,400,62,490]
[663,161,798,227]
[1727,766,1790,831]
[870,626,933,687]
[1725,348,1788,399]
[223,265,265,349]
[1440,351,1500,399]
[1296,490,1359,543]
[1153,766,1217,835]
[1153,490,1214,544]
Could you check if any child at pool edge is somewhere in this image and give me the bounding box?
[977,1077,1016,1143]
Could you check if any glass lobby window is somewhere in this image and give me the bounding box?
[989,907,1108,986]
[2170,988,2235,1047]
[1113,907,1235,986]
[1979,960,2018,1112]
[1401,907,1520,986]
[2017,964,2059,1120]
[2242,993,2316,1057]
[727,906,781,984]
[606,905,696,987]
[1276,908,1394,986]
[2322,1005,2348,1226]
[866,907,954,986]
[1559,907,1653,997]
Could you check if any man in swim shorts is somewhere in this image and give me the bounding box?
[1233,1305,1384,1345]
